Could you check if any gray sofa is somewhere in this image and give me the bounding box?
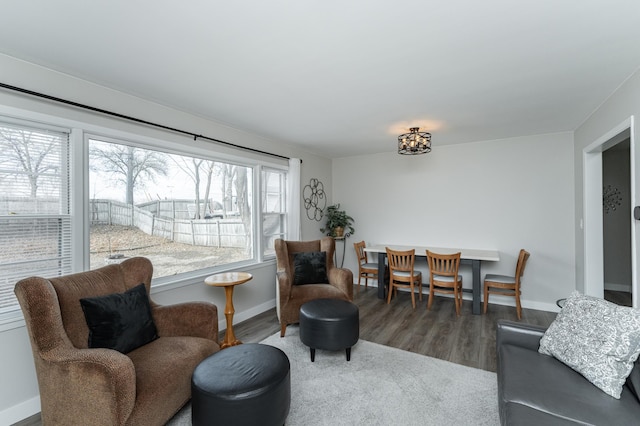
[496,320,640,425]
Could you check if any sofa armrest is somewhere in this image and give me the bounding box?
[39,346,136,425]
[152,302,218,341]
[497,320,546,352]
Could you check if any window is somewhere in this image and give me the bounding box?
[0,111,288,320]
[0,120,71,315]
[262,168,286,258]
[89,138,254,278]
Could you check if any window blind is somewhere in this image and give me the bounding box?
[0,120,71,315]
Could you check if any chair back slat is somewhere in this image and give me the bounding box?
[354,241,367,264]
[426,250,461,278]
[386,247,416,273]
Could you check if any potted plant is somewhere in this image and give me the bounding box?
[320,203,355,238]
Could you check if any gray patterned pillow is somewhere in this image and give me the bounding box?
[539,291,640,398]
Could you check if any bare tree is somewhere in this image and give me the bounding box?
[219,164,235,215]
[172,157,217,219]
[202,160,216,216]
[234,166,251,239]
[0,128,59,197]
[90,142,167,205]
[217,164,251,249]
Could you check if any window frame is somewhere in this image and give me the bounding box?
[0,107,289,329]
[261,166,288,259]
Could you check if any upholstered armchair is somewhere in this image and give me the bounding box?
[275,237,353,337]
[14,257,219,426]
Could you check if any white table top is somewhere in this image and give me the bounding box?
[364,244,500,262]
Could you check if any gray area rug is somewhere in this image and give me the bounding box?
[167,326,499,425]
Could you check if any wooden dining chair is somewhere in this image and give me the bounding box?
[426,250,463,315]
[483,249,530,319]
[353,241,382,292]
[386,247,422,309]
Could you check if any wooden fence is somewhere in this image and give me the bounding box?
[90,199,247,248]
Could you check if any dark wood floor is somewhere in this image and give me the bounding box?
[605,290,632,307]
[13,286,557,426]
[233,285,557,373]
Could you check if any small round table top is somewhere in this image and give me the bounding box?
[205,271,253,287]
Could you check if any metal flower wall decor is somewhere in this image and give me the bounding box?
[303,178,326,221]
[603,185,622,214]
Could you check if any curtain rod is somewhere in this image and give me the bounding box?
[0,82,295,162]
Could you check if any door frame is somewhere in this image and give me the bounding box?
[583,116,636,306]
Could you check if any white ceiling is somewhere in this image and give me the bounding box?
[1,1,640,158]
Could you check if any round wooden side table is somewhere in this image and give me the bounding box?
[205,272,253,349]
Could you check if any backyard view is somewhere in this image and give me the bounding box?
[89,138,256,277]
[90,224,247,276]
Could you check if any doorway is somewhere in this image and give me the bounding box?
[603,139,632,306]
[583,117,637,307]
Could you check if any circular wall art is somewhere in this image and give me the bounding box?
[303,178,326,221]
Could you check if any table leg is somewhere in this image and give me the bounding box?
[472,260,481,315]
[221,285,242,349]
[377,252,386,300]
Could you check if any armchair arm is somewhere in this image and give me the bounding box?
[277,269,292,303]
[39,346,136,425]
[152,302,218,341]
[496,320,546,352]
[328,267,354,300]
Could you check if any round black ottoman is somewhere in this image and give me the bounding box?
[299,298,359,362]
[191,343,290,426]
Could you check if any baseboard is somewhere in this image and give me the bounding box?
[604,282,632,292]
[0,396,40,426]
[355,282,559,313]
[218,298,276,332]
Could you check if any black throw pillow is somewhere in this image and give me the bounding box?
[80,283,158,354]
[293,251,329,285]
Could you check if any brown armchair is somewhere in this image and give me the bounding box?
[275,237,353,337]
[14,257,219,426]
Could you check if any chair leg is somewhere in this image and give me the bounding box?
[427,285,435,310]
[483,285,489,314]
[410,283,416,309]
[453,286,460,316]
[357,273,362,292]
[387,282,393,304]
[280,323,287,337]
[515,292,522,320]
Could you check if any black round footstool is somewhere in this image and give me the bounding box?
[191,343,290,426]
[299,298,359,362]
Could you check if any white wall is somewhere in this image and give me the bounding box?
[574,68,640,295]
[0,54,333,424]
[332,133,576,311]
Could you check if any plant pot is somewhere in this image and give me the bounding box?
[334,226,344,237]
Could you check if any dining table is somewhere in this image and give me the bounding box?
[363,244,500,315]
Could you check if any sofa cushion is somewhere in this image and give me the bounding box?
[625,359,640,402]
[126,336,217,425]
[292,251,329,285]
[500,344,640,424]
[80,283,158,353]
[538,291,640,398]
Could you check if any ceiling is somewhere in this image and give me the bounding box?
[1,1,640,158]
